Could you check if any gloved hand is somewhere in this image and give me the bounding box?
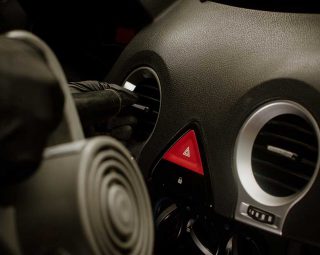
[69,80,138,141]
[0,37,64,185]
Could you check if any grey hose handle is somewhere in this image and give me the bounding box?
[2,31,154,255]
[6,30,84,145]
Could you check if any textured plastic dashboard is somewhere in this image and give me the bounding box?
[107,0,320,246]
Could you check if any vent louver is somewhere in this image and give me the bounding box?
[123,67,161,148]
[252,114,318,197]
[132,77,160,141]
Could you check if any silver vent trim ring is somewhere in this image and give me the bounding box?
[235,101,320,207]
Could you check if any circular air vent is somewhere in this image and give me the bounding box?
[252,114,318,197]
[123,67,161,152]
[235,101,320,205]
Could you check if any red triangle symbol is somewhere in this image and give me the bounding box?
[163,130,204,175]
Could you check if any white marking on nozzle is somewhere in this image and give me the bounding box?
[124,81,136,91]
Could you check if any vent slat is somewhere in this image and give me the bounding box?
[259,131,318,153]
[136,98,160,112]
[131,110,158,123]
[136,81,160,98]
[301,158,317,168]
[268,120,314,137]
[254,173,299,195]
[137,84,160,93]
[253,144,316,175]
[137,94,160,104]
[252,114,318,197]
[252,157,310,181]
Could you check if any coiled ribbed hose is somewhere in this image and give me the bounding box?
[78,138,153,255]
[14,137,154,255]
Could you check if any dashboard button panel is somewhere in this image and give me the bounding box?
[247,206,275,225]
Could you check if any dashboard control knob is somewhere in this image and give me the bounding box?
[155,202,184,244]
[187,219,215,255]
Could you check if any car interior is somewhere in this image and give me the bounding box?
[1,0,320,254]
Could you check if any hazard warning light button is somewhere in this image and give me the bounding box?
[163,130,204,175]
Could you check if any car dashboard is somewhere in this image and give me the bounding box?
[2,0,320,254]
[107,0,320,253]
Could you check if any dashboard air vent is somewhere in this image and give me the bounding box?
[123,67,161,151]
[252,114,318,197]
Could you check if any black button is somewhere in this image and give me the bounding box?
[247,206,275,225]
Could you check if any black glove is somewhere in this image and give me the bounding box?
[69,80,138,141]
[0,37,64,184]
